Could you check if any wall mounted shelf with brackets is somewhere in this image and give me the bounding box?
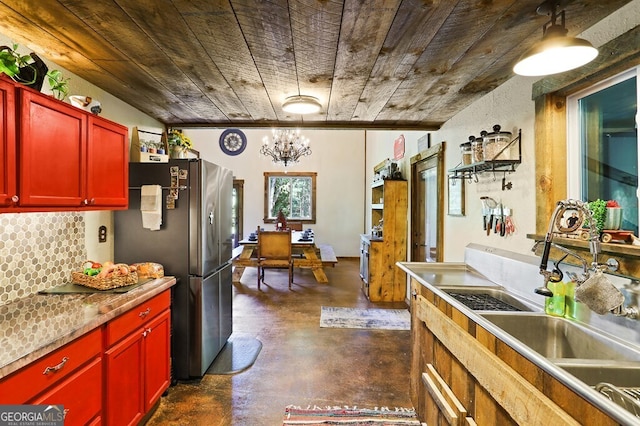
[448,129,521,184]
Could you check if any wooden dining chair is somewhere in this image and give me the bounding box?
[256,228,293,290]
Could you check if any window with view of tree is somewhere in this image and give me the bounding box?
[567,67,639,236]
[264,172,316,223]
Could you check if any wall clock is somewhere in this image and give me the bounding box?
[219,129,247,156]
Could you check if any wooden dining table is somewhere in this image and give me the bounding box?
[232,231,328,283]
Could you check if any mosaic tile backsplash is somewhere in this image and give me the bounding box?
[0,212,87,305]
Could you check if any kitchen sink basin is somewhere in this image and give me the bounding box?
[558,362,640,417]
[439,286,539,312]
[557,362,640,387]
[479,313,640,361]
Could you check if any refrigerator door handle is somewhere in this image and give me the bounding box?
[209,211,214,225]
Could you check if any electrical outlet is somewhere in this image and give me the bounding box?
[98,225,107,243]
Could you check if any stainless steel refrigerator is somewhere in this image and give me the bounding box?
[114,159,233,380]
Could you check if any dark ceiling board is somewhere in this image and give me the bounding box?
[232,0,298,122]
[0,0,189,122]
[352,0,456,123]
[58,0,220,121]
[0,0,633,128]
[378,0,523,124]
[176,0,277,122]
[327,0,402,121]
[288,0,343,122]
[115,0,247,121]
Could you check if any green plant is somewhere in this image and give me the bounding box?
[46,69,70,101]
[587,199,607,234]
[0,43,36,84]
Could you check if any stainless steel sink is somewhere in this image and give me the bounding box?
[439,286,539,312]
[557,362,640,387]
[479,313,640,361]
[558,361,640,418]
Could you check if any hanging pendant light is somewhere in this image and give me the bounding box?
[514,1,598,77]
[282,95,322,114]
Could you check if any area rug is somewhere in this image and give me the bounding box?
[319,306,410,330]
[205,333,262,375]
[283,405,420,425]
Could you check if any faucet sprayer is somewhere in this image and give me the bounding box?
[537,199,599,297]
[535,199,638,319]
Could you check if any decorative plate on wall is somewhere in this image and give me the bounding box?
[219,129,247,156]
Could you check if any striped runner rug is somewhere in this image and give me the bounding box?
[319,306,410,330]
[283,405,420,425]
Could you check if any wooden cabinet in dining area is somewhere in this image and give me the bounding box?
[361,178,408,302]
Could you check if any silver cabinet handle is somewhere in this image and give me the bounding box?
[11,195,18,203]
[139,307,151,318]
[43,356,69,375]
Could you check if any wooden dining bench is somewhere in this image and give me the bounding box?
[317,244,338,267]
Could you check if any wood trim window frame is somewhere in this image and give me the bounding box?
[263,171,317,224]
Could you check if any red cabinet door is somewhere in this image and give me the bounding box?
[87,117,128,207]
[19,90,86,206]
[0,78,16,207]
[32,358,103,426]
[105,329,144,426]
[143,310,171,410]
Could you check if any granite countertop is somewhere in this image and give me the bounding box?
[0,276,177,379]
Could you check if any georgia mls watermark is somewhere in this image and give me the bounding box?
[0,405,64,426]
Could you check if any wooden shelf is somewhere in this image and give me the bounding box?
[364,179,407,302]
[527,233,640,278]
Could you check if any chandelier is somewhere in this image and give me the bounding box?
[260,129,311,166]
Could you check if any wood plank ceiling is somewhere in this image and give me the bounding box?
[0,0,632,129]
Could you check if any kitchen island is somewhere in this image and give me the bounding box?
[0,276,177,425]
[398,244,640,425]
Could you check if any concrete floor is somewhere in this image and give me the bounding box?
[145,258,412,425]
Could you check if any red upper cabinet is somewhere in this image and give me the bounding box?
[0,78,16,207]
[87,116,128,208]
[2,87,129,212]
[19,90,87,207]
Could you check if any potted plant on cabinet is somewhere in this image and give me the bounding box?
[0,43,48,90]
[46,69,70,101]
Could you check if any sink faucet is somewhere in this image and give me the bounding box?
[536,199,599,296]
[535,199,638,319]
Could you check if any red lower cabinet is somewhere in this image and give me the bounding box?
[104,292,171,426]
[32,358,103,425]
[0,290,171,426]
[144,311,171,409]
[105,327,145,426]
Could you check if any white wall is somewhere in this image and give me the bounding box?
[183,128,366,257]
[363,130,429,233]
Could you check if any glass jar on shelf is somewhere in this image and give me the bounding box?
[460,141,472,166]
[471,133,485,163]
[483,125,514,161]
